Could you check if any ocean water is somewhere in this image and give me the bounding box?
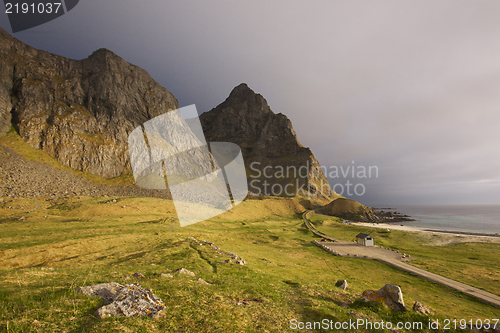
[387,204,500,234]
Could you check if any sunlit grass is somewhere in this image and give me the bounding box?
[1,197,500,332]
[0,127,135,186]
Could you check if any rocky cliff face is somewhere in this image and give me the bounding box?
[0,28,338,201]
[0,27,178,178]
[200,84,338,201]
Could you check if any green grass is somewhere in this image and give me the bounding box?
[1,197,499,332]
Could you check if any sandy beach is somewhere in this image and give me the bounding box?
[351,222,500,245]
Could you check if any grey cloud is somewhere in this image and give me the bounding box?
[2,0,500,205]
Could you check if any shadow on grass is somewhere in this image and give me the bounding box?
[69,304,102,333]
[137,219,164,224]
[285,280,342,332]
[113,251,149,264]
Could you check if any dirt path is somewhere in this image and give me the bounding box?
[304,212,500,308]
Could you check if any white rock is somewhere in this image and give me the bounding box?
[336,279,348,290]
[361,284,406,312]
[174,268,195,276]
[159,273,173,278]
[197,278,211,285]
[77,282,165,318]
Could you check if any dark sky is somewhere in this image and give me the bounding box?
[2,0,500,206]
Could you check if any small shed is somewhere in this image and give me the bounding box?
[356,233,374,247]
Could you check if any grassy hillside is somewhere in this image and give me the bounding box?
[1,197,500,332]
[320,198,376,221]
[0,127,135,187]
[2,128,500,332]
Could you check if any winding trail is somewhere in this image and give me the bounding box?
[303,211,500,308]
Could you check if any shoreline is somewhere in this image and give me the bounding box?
[422,228,500,238]
[352,222,500,238]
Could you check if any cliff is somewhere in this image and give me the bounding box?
[200,84,339,201]
[0,27,178,178]
[0,28,338,201]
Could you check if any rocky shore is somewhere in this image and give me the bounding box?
[368,208,416,223]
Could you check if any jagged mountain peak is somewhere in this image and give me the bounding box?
[228,83,264,103]
[90,48,117,56]
[200,84,337,201]
[213,83,274,117]
[87,48,125,64]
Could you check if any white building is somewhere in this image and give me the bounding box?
[356,233,374,247]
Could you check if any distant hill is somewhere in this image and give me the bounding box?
[319,197,378,221]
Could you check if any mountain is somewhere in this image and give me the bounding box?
[200,83,339,201]
[1,27,338,201]
[0,27,178,178]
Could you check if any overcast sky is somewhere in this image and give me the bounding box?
[2,0,500,206]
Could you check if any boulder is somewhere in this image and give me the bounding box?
[75,282,124,304]
[159,273,173,278]
[336,279,348,290]
[76,282,165,318]
[174,268,195,276]
[360,284,406,312]
[197,278,211,285]
[413,301,431,315]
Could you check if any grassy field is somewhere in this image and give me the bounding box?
[1,196,500,332]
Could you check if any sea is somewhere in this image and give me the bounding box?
[385,204,500,235]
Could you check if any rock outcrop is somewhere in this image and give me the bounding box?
[319,197,378,221]
[412,301,431,315]
[360,284,406,312]
[0,27,178,178]
[76,282,124,304]
[200,83,338,200]
[336,279,349,290]
[174,268,195,277]
[76,282,165,318]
